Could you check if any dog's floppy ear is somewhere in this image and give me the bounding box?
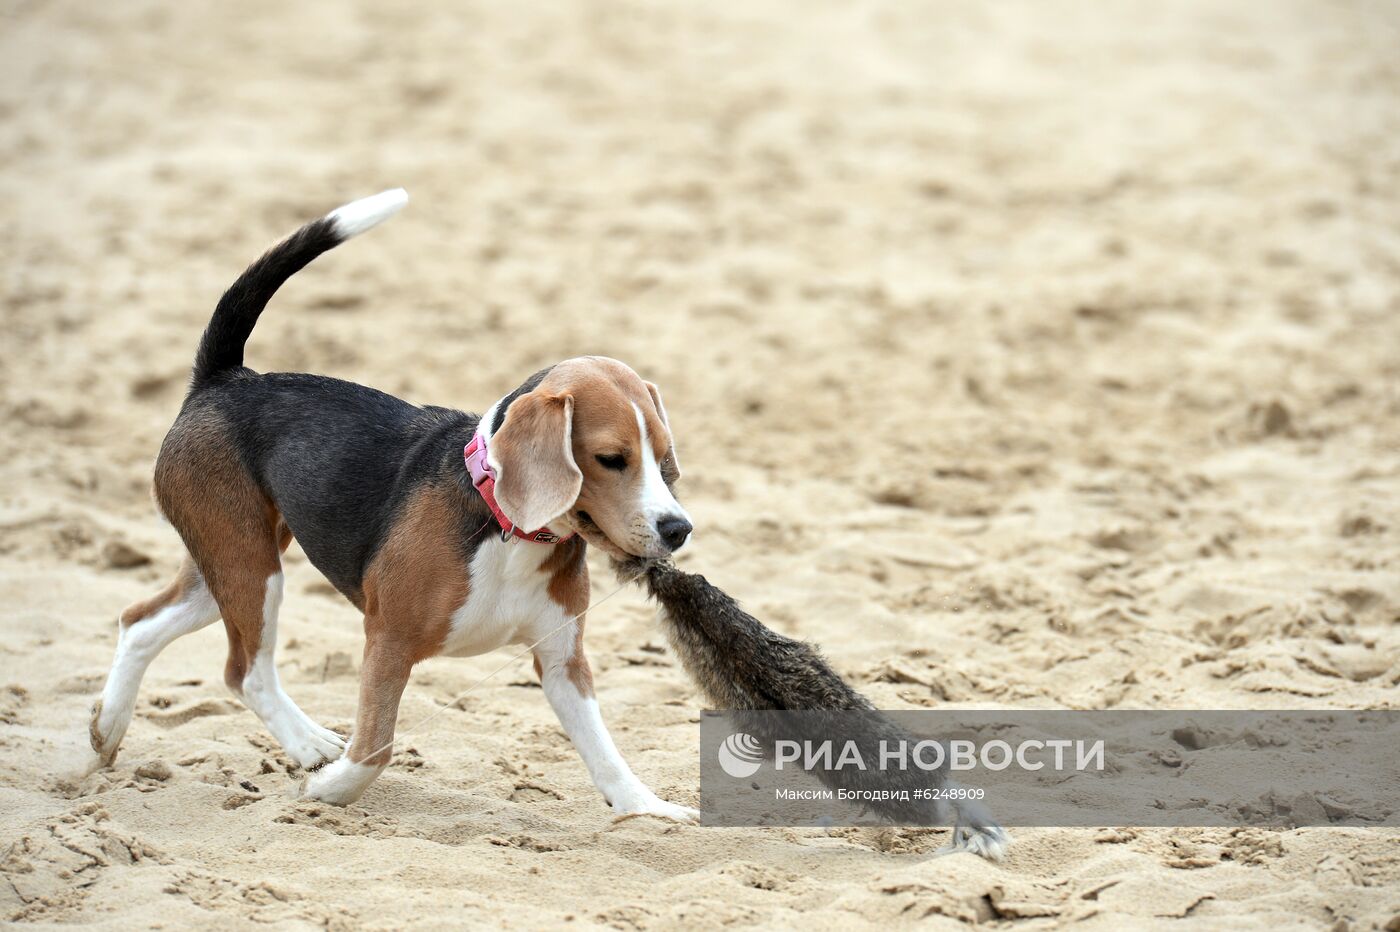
[490,391,583,532]
[645,381,681,482]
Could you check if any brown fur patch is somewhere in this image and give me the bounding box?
[345,642,414,767]
[565,628,594,697]
[119,556,200,627]
[541,538,593,696]
[223,625,249,694]
[152,410,284,691]
[349,484,473,765]
[360,484,471,663]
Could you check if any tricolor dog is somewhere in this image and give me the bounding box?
[87,190,697,819]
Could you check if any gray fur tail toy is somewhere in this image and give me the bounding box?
[615,558,1010,861]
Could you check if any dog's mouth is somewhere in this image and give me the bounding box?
[572,509,645,560]
[571,510,621,555]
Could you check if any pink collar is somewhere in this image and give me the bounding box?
[464,431,573,544]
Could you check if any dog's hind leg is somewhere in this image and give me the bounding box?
[211,551,346,771]
[146,413,344,770]
[89,555,221,768]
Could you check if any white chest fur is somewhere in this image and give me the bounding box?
[440,536,567,658]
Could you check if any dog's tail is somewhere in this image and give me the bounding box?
[191,188,408,388]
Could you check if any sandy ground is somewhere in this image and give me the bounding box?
[3,0,1399,927]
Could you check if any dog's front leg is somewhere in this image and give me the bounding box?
[533,623,697,822]
[303,626,413,806]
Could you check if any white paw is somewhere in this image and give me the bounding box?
[610,792,700,823]
[284,726,347,771]
[294,709,344,747]
[300,757,380,806]
[86,699,126,769]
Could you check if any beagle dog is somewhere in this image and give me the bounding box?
[87,190,698,819]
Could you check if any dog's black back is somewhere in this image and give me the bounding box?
[170,371,485,603]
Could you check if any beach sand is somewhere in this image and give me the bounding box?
[2,0,1398,927]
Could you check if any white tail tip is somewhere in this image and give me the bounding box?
[326,188,409,239]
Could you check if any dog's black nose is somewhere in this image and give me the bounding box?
[657,515,692,552]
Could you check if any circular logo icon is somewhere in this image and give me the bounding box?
[717,732,763,778]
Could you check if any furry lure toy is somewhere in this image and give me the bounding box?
[614,558,1010,860]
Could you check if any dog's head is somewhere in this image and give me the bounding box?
[483,356,691,558]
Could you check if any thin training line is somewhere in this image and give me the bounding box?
[463,514,494,546]
[357,565,646,765]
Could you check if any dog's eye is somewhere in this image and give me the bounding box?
[595,453,628,471]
